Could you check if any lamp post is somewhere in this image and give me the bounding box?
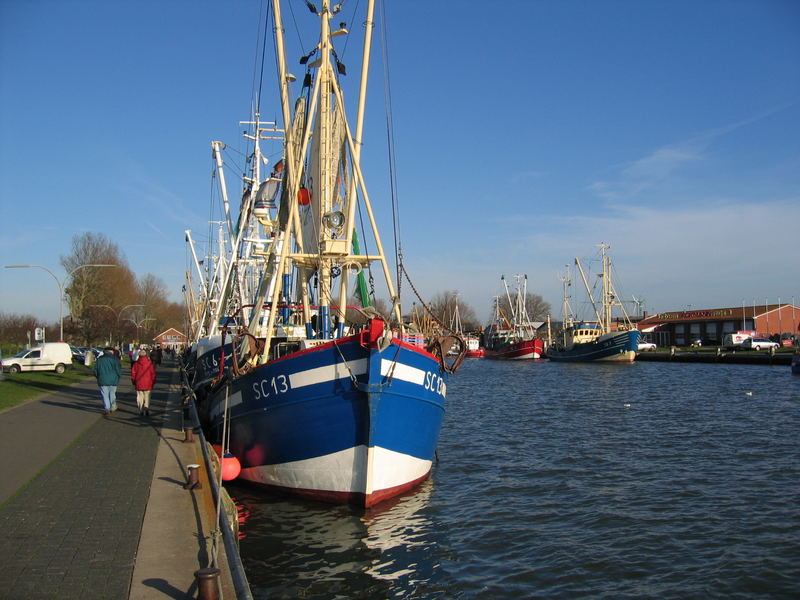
[126,316,155,345]
[90,304,145,346]
[5,263,116,341]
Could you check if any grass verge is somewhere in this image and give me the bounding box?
[0,363,95,412]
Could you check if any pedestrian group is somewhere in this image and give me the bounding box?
[94,345,161,417]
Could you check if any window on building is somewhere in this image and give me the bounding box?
[705,323,718,342]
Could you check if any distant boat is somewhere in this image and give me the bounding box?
[448,294,483,358]
[483,275,544,360]
[463,336,484,358]
[548,244,639,363]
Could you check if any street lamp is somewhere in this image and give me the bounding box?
[5,263,116,341]
[126,316,155,345]
[90,304,145,346]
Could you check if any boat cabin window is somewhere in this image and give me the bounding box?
[272,341,300,360]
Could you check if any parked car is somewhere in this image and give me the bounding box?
[1,342,73,374]
[742,337,779,351]
[637,342,656,351]
[69,345,85,362]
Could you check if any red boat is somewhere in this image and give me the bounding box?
[483,333,543,360]
[464,335,485,358]
[483,275,544,360]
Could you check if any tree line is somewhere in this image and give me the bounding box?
[3,233,184,348]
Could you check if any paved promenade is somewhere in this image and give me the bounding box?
[0,358,236,599]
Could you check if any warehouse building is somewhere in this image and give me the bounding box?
[636,303,800,347]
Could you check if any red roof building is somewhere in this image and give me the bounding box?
[152,328,187,350]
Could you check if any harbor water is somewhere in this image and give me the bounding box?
[229,360,800,599]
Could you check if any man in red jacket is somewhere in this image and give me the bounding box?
[131,349,156,416]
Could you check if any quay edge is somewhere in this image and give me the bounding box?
[634,350,793,366]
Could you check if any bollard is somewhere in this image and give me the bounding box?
[184,464,202,490]
[184,426,195,444]
[194,567,220,600]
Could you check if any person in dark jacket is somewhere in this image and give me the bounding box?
[131,349,157,416]
[94,347,121,415]
[152,345,162,366]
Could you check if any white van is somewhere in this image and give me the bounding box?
[1,342,73,374]
[722,332,754,350]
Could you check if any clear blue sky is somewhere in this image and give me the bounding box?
[2,0,799,326]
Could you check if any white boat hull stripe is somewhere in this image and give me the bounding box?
[289,358,368,389]
[380,358,426,386]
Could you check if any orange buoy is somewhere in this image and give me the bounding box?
[221,453,241,481]
[298,187,311,206]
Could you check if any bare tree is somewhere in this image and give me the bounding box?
[427,291,481,333]
[134,273,176,340]
[60,233,137,344]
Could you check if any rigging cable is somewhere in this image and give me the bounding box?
[377,0,403,301]
[253,0,272,119]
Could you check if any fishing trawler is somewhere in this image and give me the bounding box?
[548,244,639,362]
[483,275,544,360]
[191,0,462,507]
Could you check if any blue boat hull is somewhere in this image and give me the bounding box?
[190,337,234,391]
[201,334,447,506]
[548,330,639,363]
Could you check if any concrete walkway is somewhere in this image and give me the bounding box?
[0,358,236,599]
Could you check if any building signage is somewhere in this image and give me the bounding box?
[658,309,734,321]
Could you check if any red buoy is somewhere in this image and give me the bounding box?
[221,453,241,481]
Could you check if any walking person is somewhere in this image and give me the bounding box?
[94,347,121,416]
[131,348,156,416]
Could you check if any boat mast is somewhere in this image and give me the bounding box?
[599,242,634,328]
[560,264,573,326]
[212,141,235,242]
[575,256,603,327]
[451,292,462,335]
[337,0,376,328]
[599,243,611,332]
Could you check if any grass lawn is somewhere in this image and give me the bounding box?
[0,363,95,412]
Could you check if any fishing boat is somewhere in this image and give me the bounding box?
[548,244,639,362]
[483,275,544,360]
[192,0,462,507]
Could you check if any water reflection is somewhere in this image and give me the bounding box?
[229,480,442,599]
